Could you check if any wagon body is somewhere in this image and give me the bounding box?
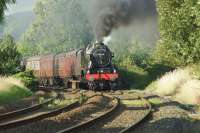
[26,56,41,77]
[54,50,82,79]
[40,55,54,78]
[24,49,87,86]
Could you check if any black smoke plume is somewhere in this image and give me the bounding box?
[90,0,157,41]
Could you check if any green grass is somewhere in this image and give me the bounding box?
[47,99,78,109]
[0,77,32,104]
[148,98,163,106]
[119,64,174,90]
[121,100,146,106]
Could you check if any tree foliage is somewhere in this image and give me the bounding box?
[110,41,152,68]
[0,0,15,22]
[155,0,200,66]
[18,0,94,56]
[0,34,21,75]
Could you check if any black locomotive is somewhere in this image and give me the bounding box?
[86,42,119,90]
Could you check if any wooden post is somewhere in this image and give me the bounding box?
[70,80,80,90]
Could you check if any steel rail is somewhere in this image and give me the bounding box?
[119,96,152,133]
[56,95,120,133]
[0,94,99,131]
[0,97,55,121]
[0,100,80,130]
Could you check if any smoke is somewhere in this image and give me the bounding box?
[85,0,157,41]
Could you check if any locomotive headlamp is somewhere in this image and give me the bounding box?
[113,69,117,73]
[87,70,90,74]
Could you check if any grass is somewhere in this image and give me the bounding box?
[175,80,200,105]
[121,99,146,106]
[147,68,193,95]
[119,63,174,90]
[146,66,200,105]
[0,77,32,104]
[47,99,78,109]
[148,98,163,106]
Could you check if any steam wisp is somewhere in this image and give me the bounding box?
[103,36,111,45]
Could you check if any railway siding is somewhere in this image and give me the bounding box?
[1,94,114,133]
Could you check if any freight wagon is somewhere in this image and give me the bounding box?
[25,49,87,87]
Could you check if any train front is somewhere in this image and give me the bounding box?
[85,42,119,90]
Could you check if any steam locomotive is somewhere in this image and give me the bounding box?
[86,42,118,90]
[24,42,119,90]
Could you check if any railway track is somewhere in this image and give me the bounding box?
[0,100,80,131]
[60,92,152,133]
[1,94,117,133]
[0,88,82,131]
[119,96,152,133]
[0,97,55,121]
[57,95,119,133]
[1,87,153,133]
[47,89,152,133]
[109,91,152,133]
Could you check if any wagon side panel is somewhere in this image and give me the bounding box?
[40,55,54,78]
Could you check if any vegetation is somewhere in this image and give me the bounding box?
[121,99,147,106]
[13,70,38,90]
[0,34,21,75]
[155,0,200,66]
[1,0,200,95]
[0,77,32,104]
[18,0,93,56]
[0,0,15,22]
[146,66,200,105]
[1,11,36,40]
[112,42,174,89]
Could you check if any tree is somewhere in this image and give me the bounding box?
[0,0,15,22]
[155,0,200,66]
[0,34,21,75]
[18,0,94,56]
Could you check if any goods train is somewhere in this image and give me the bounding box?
[23,42,119,90]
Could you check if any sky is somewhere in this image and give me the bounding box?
[5,0,37,15]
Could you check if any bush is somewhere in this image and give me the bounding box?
[0,34,21,75]
[155,0,200,66]
[113,43,152,68]
[0,77,32,104]
[13,70,38,90]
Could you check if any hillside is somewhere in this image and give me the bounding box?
[0,11,35,40]
[5,0,37,15]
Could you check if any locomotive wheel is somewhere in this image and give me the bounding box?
[88,81,97,91]
[49,78,54,86]
[41,78,48,87]
[64,78,70,88]
[109,81,118,90]
[43,78,48,86]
